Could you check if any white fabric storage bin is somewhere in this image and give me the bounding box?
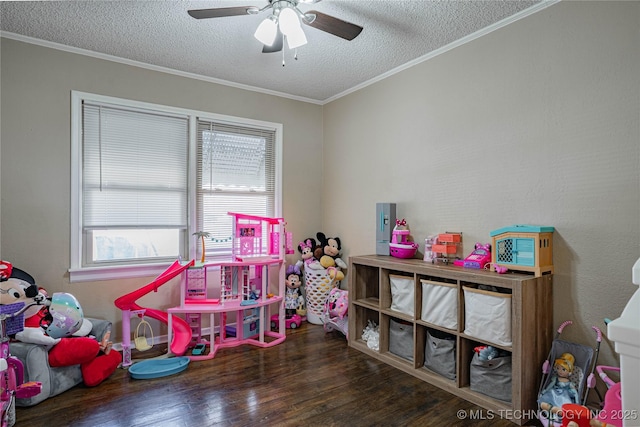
[421,280,457,329]
[463,286,512,347]
[389,274,414,317]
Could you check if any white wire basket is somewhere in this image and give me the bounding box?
[304,267,339,325]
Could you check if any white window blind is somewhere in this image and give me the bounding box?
[82,102,189,265]
[196,119,276,257]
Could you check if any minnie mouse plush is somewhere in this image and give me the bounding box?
[295,237,323,270]
[284,264,306,317]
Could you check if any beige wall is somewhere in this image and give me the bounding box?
[323,1,639,366]
[0,38,324,334]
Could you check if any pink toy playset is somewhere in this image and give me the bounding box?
[453,242,492,269]
[594,365,623,427]
[115,212,292,370]
[389,219,419,259]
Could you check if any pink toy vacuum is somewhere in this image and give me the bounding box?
[389,218,419,259]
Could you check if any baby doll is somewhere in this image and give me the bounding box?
[538,352,580,417]
[284,264,304,317]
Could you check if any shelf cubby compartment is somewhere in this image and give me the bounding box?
[462,284,513,348]
[467,342,514,403]
[349,304,380,353]
[419,278,458,330]
[386,273,416,318]
[386,315,415,363]
[351,262,380,307]
[420,325,457,382]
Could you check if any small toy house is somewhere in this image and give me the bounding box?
[490,225,554,276]
[229,212,293,260]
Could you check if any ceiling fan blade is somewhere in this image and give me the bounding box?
[262,30,284,53]
[303,11,363,41]
[188,6,259,20]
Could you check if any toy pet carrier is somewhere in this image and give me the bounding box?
[536,321,601,427]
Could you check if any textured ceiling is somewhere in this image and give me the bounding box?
[0,1,548,104]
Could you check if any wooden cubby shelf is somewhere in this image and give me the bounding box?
[348,255,553,425]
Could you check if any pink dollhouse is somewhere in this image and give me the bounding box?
[116,213,293,365]
[167,212,293,361]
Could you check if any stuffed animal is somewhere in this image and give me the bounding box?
[325,287,348,320]
[0,261,121,387]
[295,237,323,271]
[315,232,347,276]
[474,345,500,361]
[284,264,304,317]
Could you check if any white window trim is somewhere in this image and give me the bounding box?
[69,91,283,283]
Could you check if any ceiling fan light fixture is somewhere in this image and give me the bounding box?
[286,26,307,49]
[302,13,316,25]
[254,16,278,46]
[278,7,300,36]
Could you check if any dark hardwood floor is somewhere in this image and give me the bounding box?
[16,323,540,426]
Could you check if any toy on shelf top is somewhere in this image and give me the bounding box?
[389,219,419,259]
[460,243,492,269]
[490,224,554,276]
[424,232,462,264]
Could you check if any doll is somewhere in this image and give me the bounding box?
[296,238,323,270]
[284,264,304,317]
[538,352,580,417]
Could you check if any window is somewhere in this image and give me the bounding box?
[196,119,277,258]
[70,92,282,282]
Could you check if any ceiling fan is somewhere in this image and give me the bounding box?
[187,0,363,53]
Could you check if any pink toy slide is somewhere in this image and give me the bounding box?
[115,259,194,357]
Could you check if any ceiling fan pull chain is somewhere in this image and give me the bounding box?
[282,46,286,67]
[294,49,298,61]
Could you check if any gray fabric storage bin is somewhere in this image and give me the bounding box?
[470,351,512,402]
[389,318,414,361]
[424,329,456,380]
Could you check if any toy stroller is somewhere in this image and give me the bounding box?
[537,320,602,427]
